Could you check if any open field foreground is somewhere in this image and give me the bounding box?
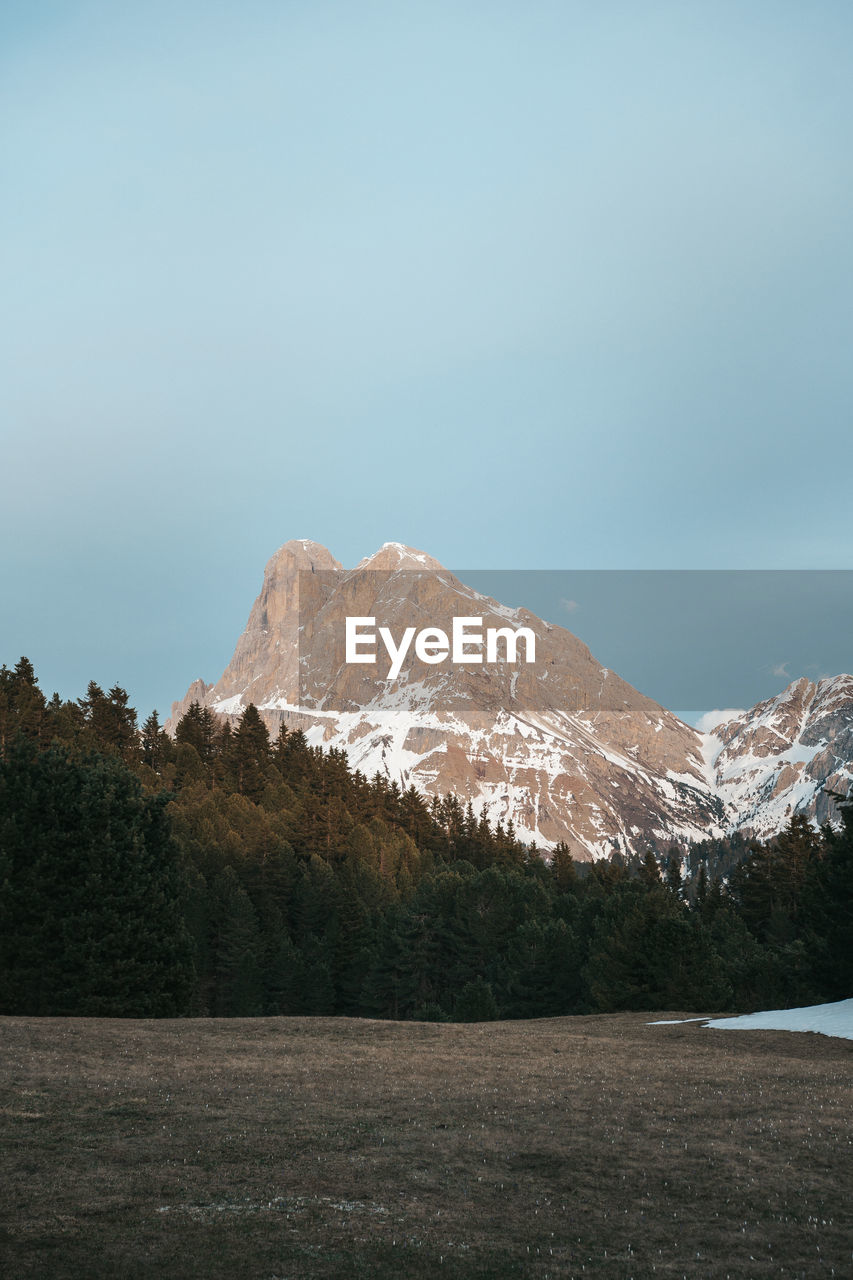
[1,1014,850,1279]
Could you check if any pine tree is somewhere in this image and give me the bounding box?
[0,738,195,1016]
[262,928,304,1014]
[229,704,271,802]
[665,852,683,898]
[453,975,498,1022]
[729,817,822,946]
[360,909,409,1019]
[551,842,577,893]
[638,850,663,889]
[44,692,84,745]
[300,936,336,1014]
[176,702,218,764]
[800,802,853,1000]
[209,867,264,1016]
[77,681,139,761]
[141,710,170,772]
[504,917,581,1017]
[0,657,47,753]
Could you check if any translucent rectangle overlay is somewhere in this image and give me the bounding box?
[293,569,853,720]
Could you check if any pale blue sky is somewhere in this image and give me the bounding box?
[2,2,852,716]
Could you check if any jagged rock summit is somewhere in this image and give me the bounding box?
[706,675,853,838]
[169,540,853,856]
[356,542,446,572]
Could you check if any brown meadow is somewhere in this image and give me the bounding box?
[1,1012,850,1278]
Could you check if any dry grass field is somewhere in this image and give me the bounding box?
[1,1012,850,1278]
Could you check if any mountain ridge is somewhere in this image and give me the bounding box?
[168,540,853,856]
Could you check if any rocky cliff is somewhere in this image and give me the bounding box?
[705,675,853,838]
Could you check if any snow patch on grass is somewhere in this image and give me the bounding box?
[649,998,853,1041]
[704,998,853,1041]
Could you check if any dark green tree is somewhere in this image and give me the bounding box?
[730,816,822,947]
[453,975,499,1022]
[551,842,577,892]
[141,710,170,772]
[0,657,47,752]
[229,704,271,802]
[78,682,139,763]
[665,852,683,898]
[175,702,219,765]
[208,867,264,1016]
[800,801,853,1000]
[638,850,663,889]
[0,739,195,1016]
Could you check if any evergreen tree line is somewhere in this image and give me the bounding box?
[1,657,850,1020]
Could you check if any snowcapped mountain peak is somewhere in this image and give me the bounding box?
[168,537,728,856]
[815,672,853,709]
[355,542,446,572]
[707,673,853,836]
[167,539,853,854]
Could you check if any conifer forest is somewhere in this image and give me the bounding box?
[2,658,850,1021]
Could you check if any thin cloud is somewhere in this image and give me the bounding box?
[561,598,580,614]
[771,662,790,679]
[694,709,745,733]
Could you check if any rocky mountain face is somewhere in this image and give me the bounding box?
[704,676,853,840]
[168,540,853,857]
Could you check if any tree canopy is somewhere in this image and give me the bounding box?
[1,656,850,1021]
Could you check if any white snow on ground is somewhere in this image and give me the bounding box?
[649,999,853,1041]
[648,1016,710,1025]
[704,998,853,1041]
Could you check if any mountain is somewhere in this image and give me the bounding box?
[168,540,853,857]
[704,676,853,840]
